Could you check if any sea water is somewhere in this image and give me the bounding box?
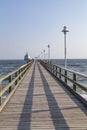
[0,60,25,77]
[1,59,87,76]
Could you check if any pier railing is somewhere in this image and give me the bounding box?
[40,60,87,105]
[0,61,33,111]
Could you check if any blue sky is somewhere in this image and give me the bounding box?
[0,0,87,59]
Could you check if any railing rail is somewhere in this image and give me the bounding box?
[0,61,33,111]
[40,60,87,105]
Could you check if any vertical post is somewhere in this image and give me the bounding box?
[56,66,57,76]
[48,44,50,62]
[21,68,23,77]
[19,69,21,80]
[59,68,61,79]
[43,50,45,60]
[73,73,76,91]
[62,26,69,68]
[15,71,18,85]
[9,75,12,93]
[52,65,53,73]
[49,62,51,72]
[65,70,67,84]
[64,34,67,68]
[51,64,52,73]
[53,65,55,74]
[41,51,42,60]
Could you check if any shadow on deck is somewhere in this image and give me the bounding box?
[17,64,36,130]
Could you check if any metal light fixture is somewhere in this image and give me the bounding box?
[48,44,50,60]
[62,26,69,68]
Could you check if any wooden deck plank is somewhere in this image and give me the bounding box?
[0,62,87,130]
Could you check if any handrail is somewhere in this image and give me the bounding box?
[40,60,87,105]
[0,61,33,111]
[55,64,87,78]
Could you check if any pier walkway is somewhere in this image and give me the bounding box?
[0,62,87,130]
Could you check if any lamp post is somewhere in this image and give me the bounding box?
[43,50,45,59]
[41,51,43,60]
[62,26,69,68]
[48,44,50,61]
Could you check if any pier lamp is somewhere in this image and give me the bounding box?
[48,44,50,61]
[43,50,45,59]
[62,26,69,68]
[41,51,43,60]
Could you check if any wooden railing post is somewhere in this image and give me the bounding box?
[65,70,67,84]
[51,64,52,73]
[9,75,12,93]
[49,63,51,72]
[19,69,21,80]
[54,65,56,75]
[56,66,57,76]
[15,71,18,85]
[48,63,50,71]
[51,65,53,73]
[73,73,76,91]
[59,68,61,79]
[53,65,54,73]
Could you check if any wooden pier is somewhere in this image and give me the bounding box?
[0,61,87,130]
